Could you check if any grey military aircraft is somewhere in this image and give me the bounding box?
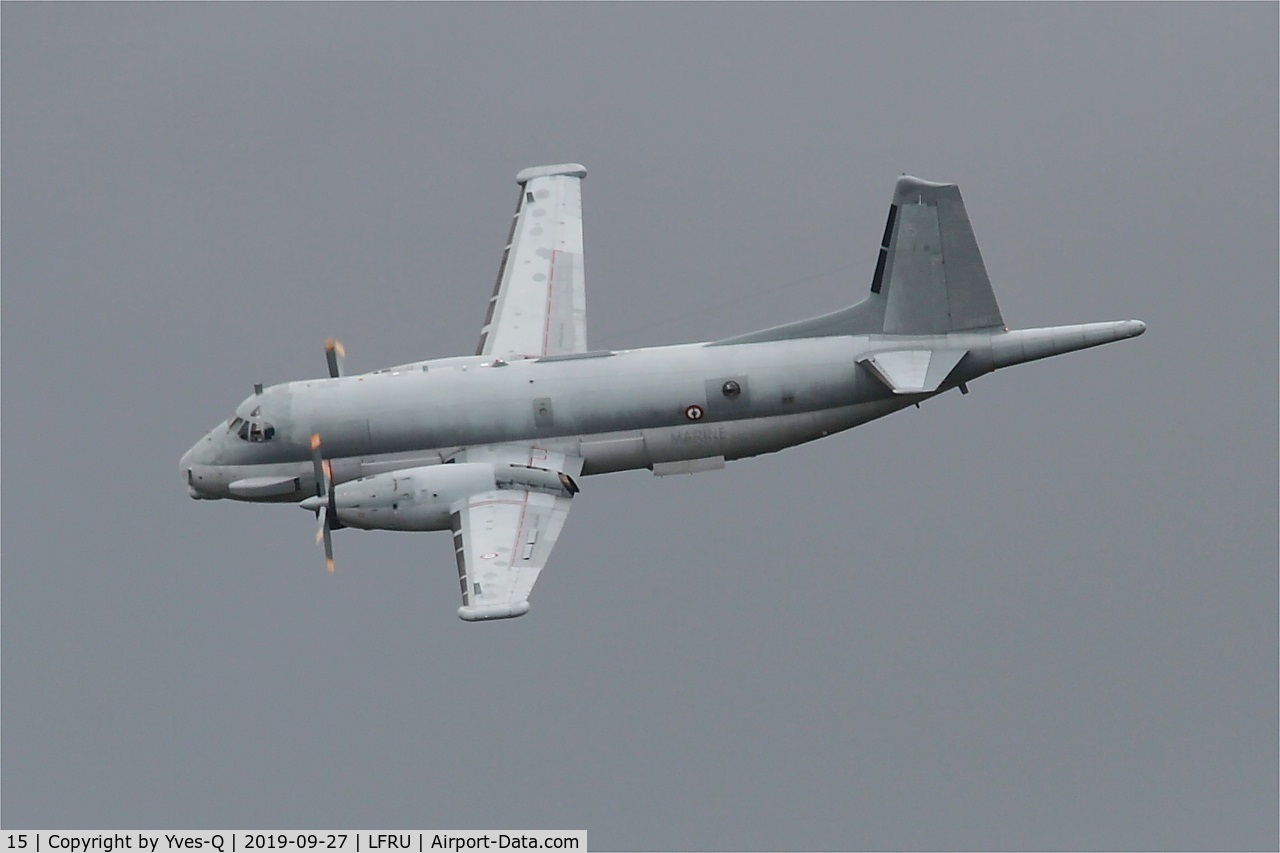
[181,164,1145,622]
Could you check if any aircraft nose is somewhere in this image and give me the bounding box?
[181,431,220,497]
[180,441,204,475]
[180,445,199,493]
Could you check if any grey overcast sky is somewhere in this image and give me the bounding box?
[3,3,1276,849]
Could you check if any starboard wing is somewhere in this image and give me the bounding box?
[476,164,588,359]
[449,444,583,621]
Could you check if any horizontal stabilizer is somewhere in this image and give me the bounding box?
[858,348,967,394]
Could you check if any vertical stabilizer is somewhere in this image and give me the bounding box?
[880,176,1003,334]
[710,175,1005,346]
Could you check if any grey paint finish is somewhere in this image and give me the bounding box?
[885,198,950,334]
[883,177,1004,334]
[178,173,1146,536]
[6,5,1274,847]
[533,396,555,430]
[180,310,1146,522]
[711,176,1004,345]
[703,375,751,416]
[933,185,1003,330]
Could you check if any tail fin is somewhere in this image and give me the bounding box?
[876,176,1003,334]
[711,175,1003,345]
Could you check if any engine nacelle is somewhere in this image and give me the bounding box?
[329,462,576,532]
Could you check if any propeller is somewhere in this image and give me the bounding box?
[303,432,339,573]
[324,338,345,378]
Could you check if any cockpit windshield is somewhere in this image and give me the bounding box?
[227,413,275,442]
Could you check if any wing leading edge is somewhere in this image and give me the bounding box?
[476,164,588,359]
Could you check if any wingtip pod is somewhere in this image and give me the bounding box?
[458,602,531,622]
[516,163,587,184]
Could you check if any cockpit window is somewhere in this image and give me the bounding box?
[231,414,275,442]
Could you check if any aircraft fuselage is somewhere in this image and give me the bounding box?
[182,334,968,503]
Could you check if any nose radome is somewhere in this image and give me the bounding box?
[181,431,219,495]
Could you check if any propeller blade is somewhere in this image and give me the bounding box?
[324,338,345,378]
[316,505,336,572]
[305,431,341,571]
[300,496,337,574]
[322,523,335,574]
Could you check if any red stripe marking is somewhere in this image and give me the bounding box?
[507,447,536,579]
[509,492,531,575]
[542,249,559,356]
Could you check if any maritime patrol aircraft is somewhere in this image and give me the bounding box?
[181,164,1145,622]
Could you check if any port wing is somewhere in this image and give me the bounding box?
[476,164,588,359]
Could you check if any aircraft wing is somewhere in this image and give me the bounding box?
[449,445,582,621]
[476,164,588,359]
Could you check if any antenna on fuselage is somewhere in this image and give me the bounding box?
[324,338,346,378]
